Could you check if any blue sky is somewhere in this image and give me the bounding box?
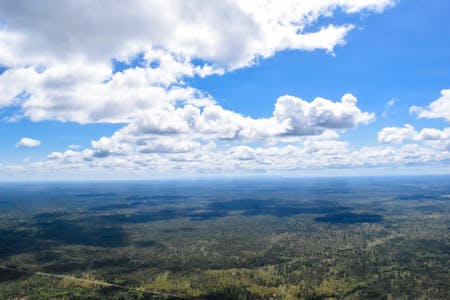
[0,0,450,180]
[189,0,450,144]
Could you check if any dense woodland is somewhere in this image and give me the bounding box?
[0,178,449,299]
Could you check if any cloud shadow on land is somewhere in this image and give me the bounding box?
[315,212,383,224]
[0,218,130,260]
[0,267,31,283]
[79,198,353,225]
[35,219,129,247]
[207,198,351,218]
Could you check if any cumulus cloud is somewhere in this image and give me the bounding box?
[37,138,450,177]
[378,124,450,150]
[122,93,373,142]
[273,93,374,135]
[16,137,41,148]
[34,91,379,173]
[410,89,450,122]
[0,0,394,123]
[378,124,416,144]
[350,144,449,167]
[70,93,373,162]
[0,0,395,68]
[230,146,255,161]
[0,52,214,123]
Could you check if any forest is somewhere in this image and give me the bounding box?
[0,176,449,299]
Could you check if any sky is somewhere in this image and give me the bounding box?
[0,0,450,180]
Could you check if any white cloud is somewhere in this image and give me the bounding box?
[418,128,448,141]
[350,144,449,167]
[0,0,395,69]
[273,93,374,135]
[16,137,41,148]
[0,0,394,124]
[0,52,214,123]
[34,91,379,173]
[410,89,450,122]
[378,124,416,144]
[378,124,450,150]
[36,138,450,177]
[24,93,366,175]
[230,146,255,161]
[119,93,374,143]
[66,93,373,163]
